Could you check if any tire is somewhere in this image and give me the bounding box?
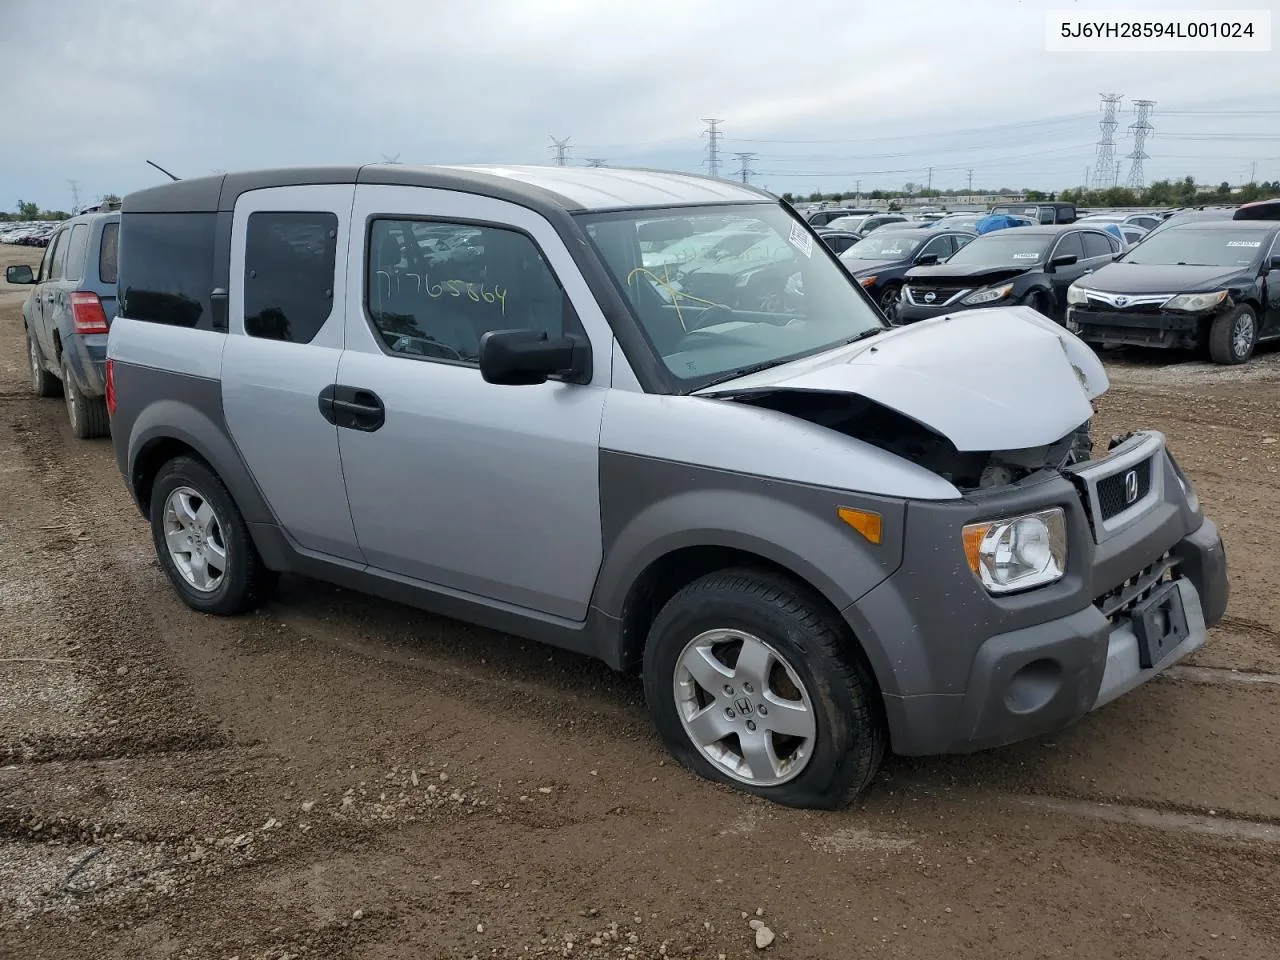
[878,283,902,316]
[27,329,60,398]
[642,569,886,809]
[61,357,109,439]
[149,456,278,615]
[1021,290,1050,318]
[1207,305,1257,365]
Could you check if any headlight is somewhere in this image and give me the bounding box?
[963,283,1014,305]
[1164,290,1228,312]
[1066,285,1090,305]
[859,275,877,287]
[962,508,1067,595]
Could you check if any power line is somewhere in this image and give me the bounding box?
[1092,93,1123,190]
[732,152,757,184]
[549,136,572,166]
[701,118,724,178]
[721,112,1096,145]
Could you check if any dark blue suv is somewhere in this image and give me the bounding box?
[6,208,119,438]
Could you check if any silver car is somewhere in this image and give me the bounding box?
[106,165,1229,809]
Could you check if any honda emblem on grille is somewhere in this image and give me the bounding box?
[1124,469,1139,504]
[923,291,936,303]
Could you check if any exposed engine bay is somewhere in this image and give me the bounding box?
[731,389,1097,491]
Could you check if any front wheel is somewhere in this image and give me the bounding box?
[1021,290,1051,318]
[878,283,902,316]
[1208,305,1257,365]
[642,569,886,809]
[149,456,277,615]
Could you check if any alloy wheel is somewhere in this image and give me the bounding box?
[672,628,817,787]
[162,486,228,592]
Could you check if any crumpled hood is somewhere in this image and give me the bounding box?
[696,306,1108,452]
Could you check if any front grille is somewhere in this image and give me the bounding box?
[906,285,967,306]
[1095,457,1153,520]
[1083,298,1167,315]
[1094,552,1180,623]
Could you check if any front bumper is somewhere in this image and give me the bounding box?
[1067,305,1213,350]
[896,301,978,324]
[845,432,1228,756]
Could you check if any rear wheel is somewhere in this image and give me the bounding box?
[62,357,109,439]
[643,569,885,809]
[27,329,59,398]
[149,456,277,615]
[1208,305,1257,365]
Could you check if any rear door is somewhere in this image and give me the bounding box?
[220,184,364,562]
[51,222,91,344]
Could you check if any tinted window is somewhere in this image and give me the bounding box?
[118,213,217,328]
[243,212,338,343]
[917,235,952,260]
[1081,231,1113,259]
[63,224,89,281]
[1051,232,1085,261]
[36,234,58,282]
[366,218,576,364]
[47,230,68,280]
[99,222,119,284]
[843,232,922,261]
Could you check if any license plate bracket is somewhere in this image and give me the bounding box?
[1131,581,1189,669]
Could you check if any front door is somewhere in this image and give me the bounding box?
[1264,234,1280,339]
[334,184,612,621]
[1045,232,1091,320]
[220,184,364,562]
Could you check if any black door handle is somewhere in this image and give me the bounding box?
[318,384,385,432]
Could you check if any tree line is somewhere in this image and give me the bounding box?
[3,195,123,222]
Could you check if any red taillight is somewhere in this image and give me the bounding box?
[105,358,116,416]
[70,292,110,334]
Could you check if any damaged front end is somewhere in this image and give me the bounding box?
[728,388,1096,491]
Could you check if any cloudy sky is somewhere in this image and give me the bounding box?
[3,0,1277,210]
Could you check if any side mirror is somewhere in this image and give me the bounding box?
[1267,255,1280,273]
[478,329,590,386]
[1048,253,1078,271]
[913,253,940,266]
[5,264,35,284]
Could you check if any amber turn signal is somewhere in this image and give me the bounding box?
[837,506,882,544]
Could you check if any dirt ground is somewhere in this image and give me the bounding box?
[1,240,1278,960]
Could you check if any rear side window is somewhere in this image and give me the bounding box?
[243,212,339,343]
[118,213,217,328]
[63,224,89,281]
[99,222,119,283]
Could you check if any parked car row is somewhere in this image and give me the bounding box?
[4,163,1230,809]
[0,221,58,246]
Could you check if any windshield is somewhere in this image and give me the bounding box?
[1119,227,1271,267]
[826,216,868,232]
[841,232,922,261]
[945,232,1050,266]
[579,203,885,390]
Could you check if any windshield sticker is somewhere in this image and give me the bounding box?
[1227,240,1262,247]
[1012,252,1040,259]
[788,222,815,258]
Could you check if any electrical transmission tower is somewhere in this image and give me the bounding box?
[67,179,82,214]
[549,136,572,166]
[1091,94,1123,190]
[701,118,724,178]
[1124,100,1155,190]
[584,158,607,167]
[733,152,757,184]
